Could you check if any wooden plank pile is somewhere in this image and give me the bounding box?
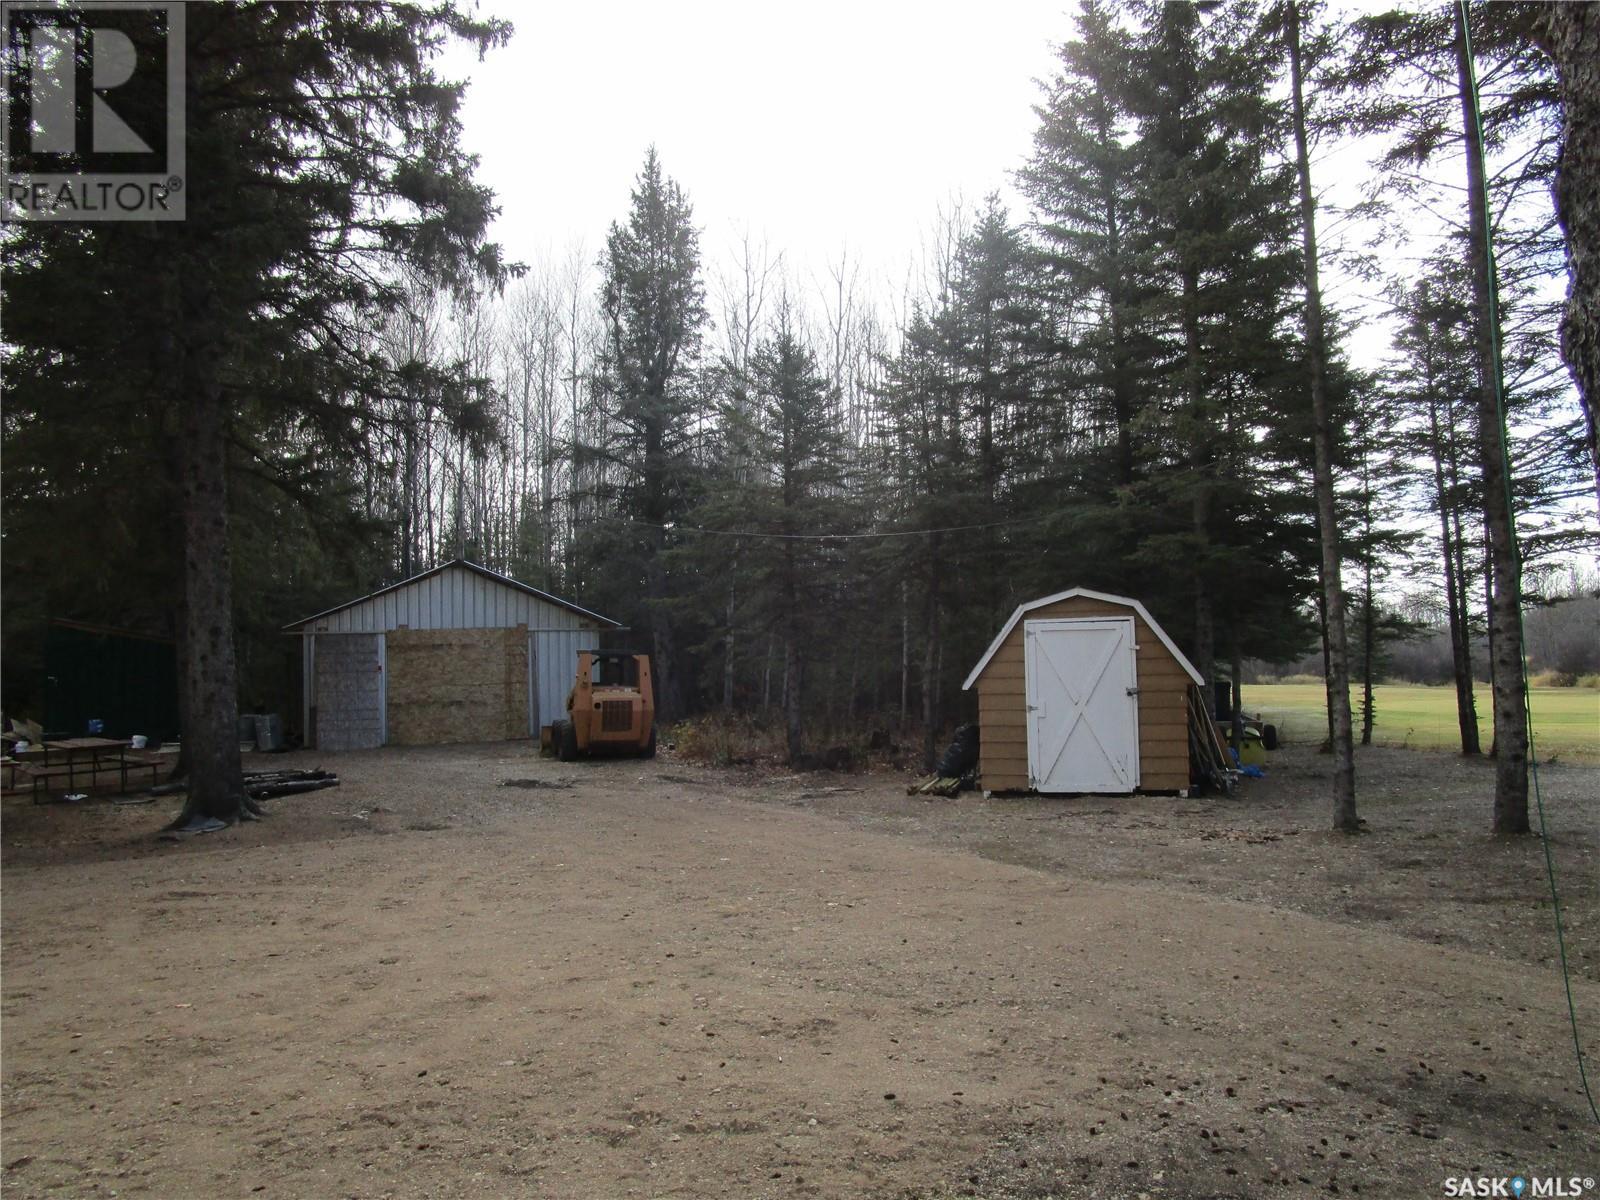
[906,774,965,798]
[150,768,339,800]
[1186,684,1237,795]
[906,723,980,798]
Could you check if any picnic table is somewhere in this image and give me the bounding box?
[15,737,163,801]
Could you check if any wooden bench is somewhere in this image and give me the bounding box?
[15,752,167,802]
[16,762,92,802]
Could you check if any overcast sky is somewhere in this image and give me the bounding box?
[446,1,1069,297]
[436,3,1545,386]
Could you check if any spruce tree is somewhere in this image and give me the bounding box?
[736,318,856,762]
[1392,262,1486,757]
[1125,0,1303,705]
[3,3,511,825]
[1282,0,1357,830]
[586,148,709,721]
[1455,2,1529,832]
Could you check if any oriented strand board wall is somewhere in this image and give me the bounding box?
[385,626,529,745]
[975,597,1191,792]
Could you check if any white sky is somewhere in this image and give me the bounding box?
[446,1,1070,297]
[441,4,1593,563]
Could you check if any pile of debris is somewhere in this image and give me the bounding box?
[1186,685,1237,795]
[151,768,338,800]
[907,724,980,798]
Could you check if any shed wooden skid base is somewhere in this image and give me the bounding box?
[965,590,1203,795]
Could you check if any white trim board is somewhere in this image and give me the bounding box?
[962,587,1205,691]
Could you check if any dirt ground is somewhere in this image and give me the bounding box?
[3,742,1596,1199]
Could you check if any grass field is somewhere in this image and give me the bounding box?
[1244,682,1600,762]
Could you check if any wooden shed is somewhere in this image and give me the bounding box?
[284,560,620,751]
[962,588,1204,795]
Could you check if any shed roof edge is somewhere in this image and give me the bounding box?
[281,559,622,631]
[960,587,1205,690]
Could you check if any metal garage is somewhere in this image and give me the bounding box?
[962,588,1204,794]
[284,560,620,750]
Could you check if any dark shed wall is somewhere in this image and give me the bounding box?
[974,595,1191,792]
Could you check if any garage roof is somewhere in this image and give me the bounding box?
[283,559,621,631]
[961,587,1205,691]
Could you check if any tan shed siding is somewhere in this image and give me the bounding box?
[975,595,1191,792]
[976,654,1031,789]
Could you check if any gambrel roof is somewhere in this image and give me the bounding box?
[962,587,1204,690]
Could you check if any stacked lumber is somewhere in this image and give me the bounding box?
[906,775,964,798]
[1187,685,1236,795]
[150,768,339,799]
[906,724,981,798]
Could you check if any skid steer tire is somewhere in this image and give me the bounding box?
[557,721,578,762]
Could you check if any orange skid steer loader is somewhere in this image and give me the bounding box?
[553,650,656,760]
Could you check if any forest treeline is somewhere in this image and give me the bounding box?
[2,2,1595,815]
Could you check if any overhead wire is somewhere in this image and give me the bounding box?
[592,511,1057,541]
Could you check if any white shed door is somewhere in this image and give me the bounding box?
[1025,617,1139,793]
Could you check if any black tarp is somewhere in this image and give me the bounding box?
[44,620,179,742]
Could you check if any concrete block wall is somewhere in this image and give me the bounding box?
[386,626,529,745]
[313,633,384,750]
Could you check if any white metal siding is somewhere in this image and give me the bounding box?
[307,564,591,635]
[535,628,601,731]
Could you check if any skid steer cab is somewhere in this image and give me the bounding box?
[554,650,656,760]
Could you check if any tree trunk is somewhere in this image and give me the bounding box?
[921,536,942,772]
[763,636,774,709]
[1456,5,1530,834]
[899,580,910,726]
[783,637,803,765]
[1314,570,1333,749]
[1361,570,1376,747]
[1229,639,1243,757]
[1482,532,1498,758]
[723,579,736,710]
[1427,391,1481,754]
[173,341,246,826]
[1182,267,1216,712]
[1534,1,1600,522]
[647,549,683,724]
[1289,0,1358,832]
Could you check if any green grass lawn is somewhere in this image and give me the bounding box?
[1244,682,1600,763]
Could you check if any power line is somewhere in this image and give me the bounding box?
[593,511,1056,542]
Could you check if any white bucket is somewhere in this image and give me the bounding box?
[130,735,148,750]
